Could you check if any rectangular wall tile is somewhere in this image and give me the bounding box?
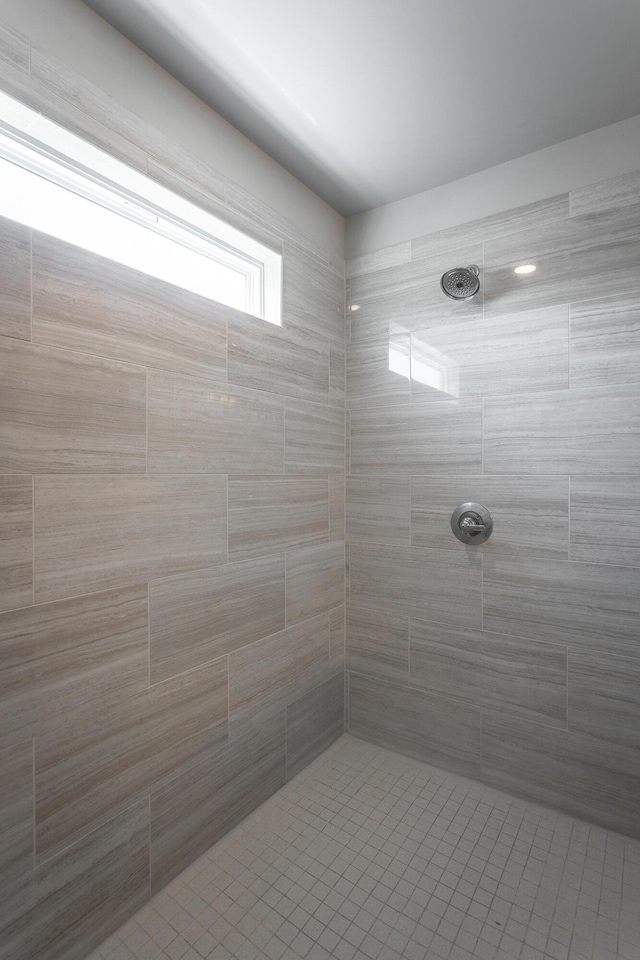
[348,673,480,777]
[285,672,344,779]
[347,478,411,545]
[410,619,566,727]
[346,605,409,686]
[350,400,482,477]
[484,384,640,475]
[0,796,149,960]
[483,556,640,658]
[570,169,640,218]
[329,474,345,542]
[32,234,227,380]
[346,241,411,280]
[568,650,640,751]
[34,475,227,603]
[0,22,30,75]
[329,605,345,665]
[150,556,285,683]
[0,476,32,613]
[0,217,31,342]
[347,333,411,410]
[0,740,33,887]
[349,542,481,628]
[285,398,344,475]
[228,477,328,561]
[0,339,146,474]
[329,338,346,407]
[411,475,569,559]
[283,244,344,342]
[285,542,344,626]
[482,713,640,839]
[148,371,284,475]
[571,476,640,566]
[570,294,640,388]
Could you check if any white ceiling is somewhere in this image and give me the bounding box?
[83,0,640,217]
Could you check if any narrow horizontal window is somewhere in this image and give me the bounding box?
[0,89,282,323]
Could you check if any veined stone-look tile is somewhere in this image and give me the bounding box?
[285,542,344,626]
[0,21,30,75]
[347,332,411,410]
[411,195,570,261]
[571,476,640,566]
[483,384,640,475]
[350,399,482,476]
[0,338,146,474]
[481,713,640,839]
[149,556,285,683]
[570,169,640,218]
[409,305,569,402]
[32,234,227,380]
[148,371,284,475]
[329,474,345,542]
[146,156,228,221]
[483,202,640,318]
[0,217,31,342]
[228,477,328,561]
[346,242,411,280]
[347,478,411,545]
[0,740,33,889]
[410,620,567,727]
[0,585,149,754]
[570,294,640,388]
[0,796,149,960]
[348,673,481,777]
[410,475,569,559]
[150,717,285,893]
[228,613,330,737]
[346,605,409,686]
[329,337,346,406]
[34,475,227,603]
[285,398,344,475]
[483,556,640,658]
[0,476,33,613]
[568,650,640,751]
[228,308,330,404]
[348,243,483,342]
[285,673,344,779]
[349,542,481,628]
[329,605,345,665]
[283,242,344,342]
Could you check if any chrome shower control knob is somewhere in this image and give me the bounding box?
[451,502,493,545]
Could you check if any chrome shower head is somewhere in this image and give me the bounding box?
[440,264,480,301]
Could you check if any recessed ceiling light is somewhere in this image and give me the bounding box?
[514,264,537,275]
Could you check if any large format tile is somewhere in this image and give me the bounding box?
[329,337,346,406]
[32,234,227,380]
[482,713,640,839]
[285,672,344,779]
[285,398,344,475]
[570,476,640,566]
[329,473,345,542]
[483,556,640,658]
[228,477,328,561]
[483,203,640,318]
[285,542,344,625]
[329,605,346,665]
[348,673,481,777]
[410,620,567,727]
[148,372,284,475]
[0,338,146,474]
[409,305,569,402]
[346,605,409,686]
[0,217,31,342]
[0,740,33,888]
[149,556,285,683]
[282,243,344,342]
[349,542,481,628]
[411,475,569,558]
[483,384,640,475]
[34,475,227,603]
[570,293,640,388]
[0,476,32,613]
[347,477,411,545]
[346,241,411,280]
[568,650,640,751]
[570,169,640,218]
[0,21,30,76]
[228,309,329,404]
[350,400,482,476]
[0,796,149,960]
[346,333,411,410]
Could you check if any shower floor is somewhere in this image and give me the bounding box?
[87,735,640,960]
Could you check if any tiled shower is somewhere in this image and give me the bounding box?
[0,12,639,960]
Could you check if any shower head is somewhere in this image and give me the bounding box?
[440,264,480,301]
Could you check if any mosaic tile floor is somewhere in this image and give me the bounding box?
[87,735,640,960]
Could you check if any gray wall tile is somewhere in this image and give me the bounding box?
[570,294,640,388]
[570,476,640,566]
[329,474,345,541]
[347,333,411,410]
[346,242,411,280]
[329,338,346,406]
[568,650,640,751]
[570,169,640,218]
[0,740,33,887]
[347,478,411,545]
[283,244,344,342]
[346,605,409,686]
[0,22,30,75]
[286,673,344,779]
[228,477,328,561]
[0,476,33,613]
[329,605,346,665]
[285,542,345,626]
[0,217,31,342]
[410,619,567,727]
[285,398,344,475]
